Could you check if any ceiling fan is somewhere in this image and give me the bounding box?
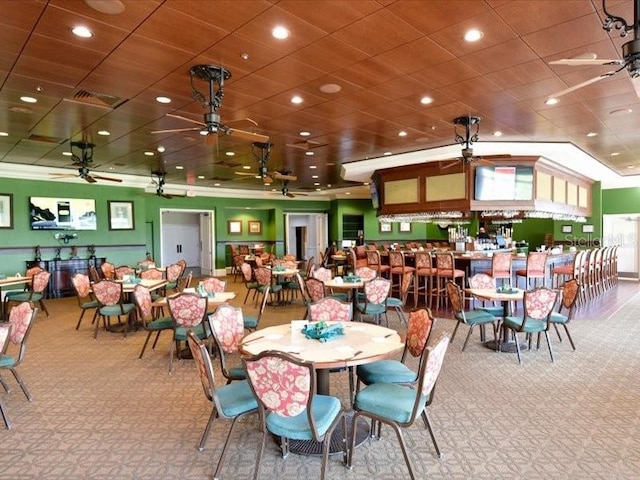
[234,142,299,184]
[49,141,122,183]
[275,179,308,198]
[149,171,184,199]
[151,65,270,146]
[286,139,327,151]
[547,0,640,100]
[441,116,511,170]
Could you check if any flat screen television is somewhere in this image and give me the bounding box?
[369,182,380,209]
[30,196,97,230]
[474,166,534,201]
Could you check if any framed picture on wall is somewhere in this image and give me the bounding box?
[0,193,13,229]
[108,201,134,230]
[248,220,262,234]
[227,220,242,234]
[561,225,572,233]
[399,222,411,233]
[582,224,594,233]
[379,222,392,233]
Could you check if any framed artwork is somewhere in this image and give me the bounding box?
[0,193,13,229]
[561,225,572,233]
[248,220,262,235]
[379,222,392,233]
[399,222,411,233]
[582,224,594,233]
[108,201,134,230]
[227,220,242,234]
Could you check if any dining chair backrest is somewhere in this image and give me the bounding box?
[305,277,326,302]
[179,271,193,292]
[313,267,332,282]
[187,331,220,405]
[416,333,450,401]
[522,287,558,323]
[364,277,391,304]
[308,297,353,322]
[92,280,124,307]
[526,252,548,276]
[241,262,253,283]
[24,266,44,291]
[388,251,404,268]
[166,263,182,282]
[366,249,380,266]
[202,277,227,294]
[31,271,50,295]
[355,266,377,281]
[71,273,92,299]
[468,273,496,290]
[253,267,272,287]
[88,264,101,283]
[101,261,115,280]
[445,281,465,318]
[137,259,155,268]
[491,252,512,278]
[404,308,435,359]
[414,251,433,270]
[167,293,207,328]
[132,284,154,323]
[115,265,135,280]
[139,267,164,280]
[0,324,11,355]
[559,278,580,313]
[435,252,455,271]
[7,302,38,362]
[208,303,244,354]
[398,271,414,302]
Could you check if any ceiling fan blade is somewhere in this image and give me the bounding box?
[263,174,273,184]
[91,174,123,183]
[546,72,615,100]
[234,171,258,176]
[151,127,200,134]
[270,171,298,181]
[549,58,622,66]
[49,173,78,178]
[226,117,258,127]
[205,132,218,146]
[227,127,269,143]
[85,175,97,184]
[166,113,206,127]
[286,192,295,198]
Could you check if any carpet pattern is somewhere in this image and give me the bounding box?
[1,279,639,479]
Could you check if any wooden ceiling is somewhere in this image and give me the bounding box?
[1,0,639,195]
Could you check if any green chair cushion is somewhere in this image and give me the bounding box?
[0,355,17,368]
[80,300,100,309]
[227,365,247,380]
[175,323,207,341]
[266,394,341,440]
[243,315,258,330]
[99,303,135,316]
[386,297,403,307]
[503,316,546,333]
[477,306,504,317]
[357,303,386,315]
[146,316,173,330]
[355,382,425,425]
[549,312,569,324]
[455,309,496,325]
[329,293,348,302]
[357,360,416,385]
[217,379,257,417]
[6,292,44,302]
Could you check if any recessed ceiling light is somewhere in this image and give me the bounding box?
[199,130,208,136]
[305,151,314,156]
[0,132,8,137]
[240,53,249,60]
[312,175,319,179]
[420,96,433,105]
[309,165,317,169]
[144,151,154,156]
[326,163,335,166]
[626,165,635,169]
[155,96,171,104]
[71,26,93,38]
[214,183,221,187]
[327,184,332,187]
[290,95,303,104]
[254,175,261,179]
[609,107,633,116]
[175,166,184,170]
[272,26,290,39]
[319,83,341,94]
[85,0,125,14]
[611,152,620,156]
[299,131,311,137]
[493,131,503,137]
[364,182,369,186]
[398,131,407,137]
[316,188,322,191]
[225,151,235,156]
[586,132,598,137]
[243,165,251,170]
[197,175,205,179]
[314,182,320,186]
[20,96,37,103]
[9,106,31,113]
[272,188,277,192]
[97,130,110,136]
[545,97,559,105]
[383,152,392,156]
[345,192,351,195]
[62,151,72,156]
[464,29,483,42]
[157,146,165,153]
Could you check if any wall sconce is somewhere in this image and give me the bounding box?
[55,233,77,244]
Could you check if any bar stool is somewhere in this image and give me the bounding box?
[414,251,435,308]
[432,252,465,310]
[366,250,390,279]
[514,251,548,290]
[483,252,512,287]
[388,251,415,298]
[552,249,583,288]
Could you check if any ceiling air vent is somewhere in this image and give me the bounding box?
[64,89,126,109]
[26,134,65,144]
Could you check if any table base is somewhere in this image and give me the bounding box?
[286,412,370,456]
[484,340,527,353]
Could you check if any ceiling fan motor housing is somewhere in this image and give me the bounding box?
[623,38,640,77]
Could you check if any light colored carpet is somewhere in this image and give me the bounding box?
[1,279,639,479]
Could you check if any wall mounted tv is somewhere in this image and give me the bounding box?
[30,197,97,230]
[370,182,380,209]
[474,166,534,201]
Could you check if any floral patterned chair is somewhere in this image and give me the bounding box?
[186,331,257,467]
[115,265,135,280]
[207,303,246,384]
[91,280,136,340]
[366,249,390,279]
[356,277,391,325]
[244,350,347,480]
[4,270,51,318]
[503,287,558,364]
[0,302,39,422]
[71,273,99,330]
[253,266,282,308]
[348,333,451,480]
[386,271,414,325]
[4,266,43,305]
[308,297,353,323]
[164,262,183,294]
[549,278,580,351]
[0,324,11,429]
[446,281,498,352]
[515,251,548,289]
[312,266,348,302]
[468,273,505,318]
[167,293,208,374]
[240,263,259,305]
[132,284,174,360]
[202,277,226,294]
[139,267,164,280]
[433,252,465,310]
[100,261,116,280]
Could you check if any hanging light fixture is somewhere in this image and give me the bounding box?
[453,115,481,161]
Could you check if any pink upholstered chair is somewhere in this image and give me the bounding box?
[356,277,391,325]
[305,277,326,303]
[4,270,50,317]
[115,265,135,280]
[414,251,435,308]
[70,273,99,330]
[484,252,512,286]
[0,324,12,429]
[167,293,208,374]
[207,303,246,384]
[312,267,332,282]
[244,351,347,480]
[100,261,115,280]
[202,277,226,294]
[132,284,173,360]
[0,302,39,416]
[355,266,377,282]
[139,267,164,280]
[515,252,548,289]
[91,280,136,339]
[308,297,353,322]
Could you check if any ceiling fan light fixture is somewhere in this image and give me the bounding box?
[71,26,93,38]
[290,95,303,104]
[299,131,311,136]
[463,29,483,42]
[319,83,342,94]
[97,130,110,136]
[155,96,171,104]
[272,26,290,39]
[398,131,407,137]
[545,97,559,105]
[420,96,433,105]
[20,96,37,103]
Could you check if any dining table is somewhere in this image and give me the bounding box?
[239,320,403,455]
[466,287,525,353]
[0,275,33,320]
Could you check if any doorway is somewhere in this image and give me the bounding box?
[159,209,215,276]
[602,214,639,279]
[284,213,328,263]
